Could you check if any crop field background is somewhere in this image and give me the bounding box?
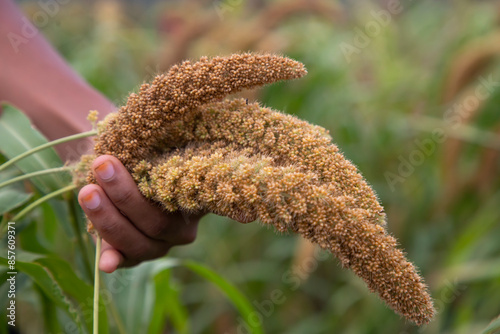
[1,0,500,333]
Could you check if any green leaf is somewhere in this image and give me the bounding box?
[150,259,264,334]
[482,314,500,334]
[0,188,32,215]
[0,255,85,332]
[106,262,156,333]
[37,284,64,334]
[0,253,108,333]
[447,191,500,266]
[0,104,68,193]
[183,260,264,334]
[0,169,32,216]
[17,219,50,254]
[148,269,189,334]
[36,256,108,334]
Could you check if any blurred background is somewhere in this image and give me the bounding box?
[6,0,500,333]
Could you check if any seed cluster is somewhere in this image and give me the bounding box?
[78,53,435,325]
[91,53,307,169]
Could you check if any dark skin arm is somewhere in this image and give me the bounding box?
[0,0,202,273]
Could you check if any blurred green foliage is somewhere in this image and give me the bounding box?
[2,0,500,333]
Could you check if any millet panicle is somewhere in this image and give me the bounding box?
[76,53,435,325]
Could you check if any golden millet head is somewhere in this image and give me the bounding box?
[135,99,435,325]
[92,53,307,171]
[79,53,435,325]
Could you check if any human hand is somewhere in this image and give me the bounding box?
[78,155,203,273]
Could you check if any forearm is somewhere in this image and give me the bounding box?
[0,0,114,161]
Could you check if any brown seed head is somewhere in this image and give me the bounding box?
[91,53,306,171]
[77,53,435,325]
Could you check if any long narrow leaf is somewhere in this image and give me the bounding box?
[37,285,64,334]
[184,260,264,334]
[0,253,109,333]
[0,255,86,333]
[0,188,32,215]
[150,259,264,334]
[148,269,189,334]
[36,256,108,333]
[0,169,33,215]
[482,314,500,334]
[0,104,67,193]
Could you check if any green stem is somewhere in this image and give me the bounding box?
[0,130,97,172]
[11,184,77,221]
[94,235,102,334]
[0,167,72,190]
[66,192,94,282]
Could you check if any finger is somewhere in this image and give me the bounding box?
[90,234,125,273]
[100,249,123,273]
[99,240,125,273]
[91,155,202,242]
[78,184,168,262]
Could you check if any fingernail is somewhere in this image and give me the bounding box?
[95,161,115,181]
[82,191,101,210]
